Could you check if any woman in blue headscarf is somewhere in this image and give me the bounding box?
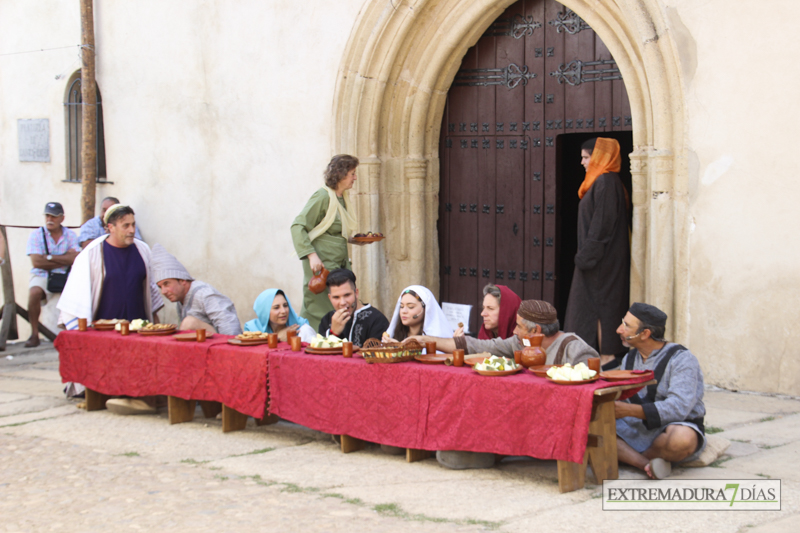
[244,289,317,343]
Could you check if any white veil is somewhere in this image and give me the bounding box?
[386,285,454,339]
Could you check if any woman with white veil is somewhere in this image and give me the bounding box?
[384,285,454,342]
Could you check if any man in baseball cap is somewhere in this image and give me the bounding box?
[25,202,80,347]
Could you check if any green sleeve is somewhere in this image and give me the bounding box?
[291,188,330,259]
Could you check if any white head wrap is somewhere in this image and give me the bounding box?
[386,285,454,339]
[150,244,194,283]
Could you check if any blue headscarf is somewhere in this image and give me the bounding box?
[243,289,310,333]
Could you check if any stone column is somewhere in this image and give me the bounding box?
[404,158,428,291]
[629,149,649,304]
[647,150,675,339]
[352,158,382,305]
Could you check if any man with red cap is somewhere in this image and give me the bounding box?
[615,302,706,479]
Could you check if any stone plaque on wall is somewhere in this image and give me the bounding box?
[18,119,50,162]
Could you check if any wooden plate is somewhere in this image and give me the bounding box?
[415,354,448,365]
[93,323,118,331]
[138,327,177,336]
[601,370,652,382]
[529,365,554,377]
[228,338,270,346]
[172,332,214,342]
[305,346,345,355]
[547,375,600,385]
[352,236,385,243]
[473,365,523,377]
[464,356,486,367]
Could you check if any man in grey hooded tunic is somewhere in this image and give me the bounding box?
[615,302,706,479]
[150,244,242,336]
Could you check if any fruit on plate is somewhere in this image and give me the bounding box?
[116,319,150,331]
[353,232,384,238]
[310,334,344,349]
[475,355,518,372]
[546,362,597,381]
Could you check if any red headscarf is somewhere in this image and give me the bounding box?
[478,285,522,340]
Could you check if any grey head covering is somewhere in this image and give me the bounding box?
[150,244,194,283]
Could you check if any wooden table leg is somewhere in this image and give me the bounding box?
[256,413,280,426]
[558,450,589,493]
[85,388,111,411]
[586,398,619,484]
[222,404,249,432]
[168,396,197,425]
[340,434,366,453]
[199,400,222,419]
[406,449,431,463]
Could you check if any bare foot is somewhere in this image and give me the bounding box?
[24,336,40,348]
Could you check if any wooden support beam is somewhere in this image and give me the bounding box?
[221,404,248,433]
[14,305,57,341]
[340,434,366,454]
[199,400,222,419]
[256,413,280,426]
[85,388,110,411]
[557,451,589,493]
[167,396,196,425]
[79,0,97,223]
[0,226,18,351]
[406,449,432,463]
[587,399,619,484]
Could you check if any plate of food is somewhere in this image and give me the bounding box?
[93,319,122,331]
[529,365,554,378]
[472,355,523,376]
[414,354,449,365]
[115,319,150,332]
[600,369,652,382]
[138,323,178,336]
[305,334,350,355]
[546,362,599,385]
[228,332,270,346]
[352,232,385,243]
[464,352,493,366]
[172,332,214,342]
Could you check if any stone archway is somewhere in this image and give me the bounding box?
[333,0,688,341]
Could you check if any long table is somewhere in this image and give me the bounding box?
[56,330,279,431]
[267,349,652,493]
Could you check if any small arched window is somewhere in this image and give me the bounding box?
[64,70,107,182]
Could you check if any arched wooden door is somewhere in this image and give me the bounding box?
[438,0,633,332]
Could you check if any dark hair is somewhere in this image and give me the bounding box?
[324,154,359,189]
[106,206,135,226]
[326,268,357,290]
[394,290,425,342]
[581,138,597,154]
[102,196,120,204]
[637,322,666,342]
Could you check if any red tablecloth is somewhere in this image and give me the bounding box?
[56,330,281,419]
[268,350,648,464]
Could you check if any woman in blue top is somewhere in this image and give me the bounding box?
[244,289,317,343]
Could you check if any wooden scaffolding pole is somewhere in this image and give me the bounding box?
[80,0,97,224]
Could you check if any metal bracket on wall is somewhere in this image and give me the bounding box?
[550,59,621,86]
[488,14,542,39]
[454,63,537,89]
[548,8,590,35]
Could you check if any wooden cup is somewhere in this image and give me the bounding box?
[196,329,206,342]
[120,322,130,336]
[342,341,353,358]
[453,349,464,367]
[514,350,523,366]
[588,357,601,373]
[425,341,437,355]
[286,329,297,341]
[268,333,278,349]
[290,336,302,352]
[78,318,88,332]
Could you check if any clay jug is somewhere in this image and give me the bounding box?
[520,333,546,368]
[308,267,330,294]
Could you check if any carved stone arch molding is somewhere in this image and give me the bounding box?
[334,0,688,341]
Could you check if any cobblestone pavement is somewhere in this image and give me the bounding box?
[2,344,800,532]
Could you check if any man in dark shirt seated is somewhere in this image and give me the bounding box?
[317,269,389,346]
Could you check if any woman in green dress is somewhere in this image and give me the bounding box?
[291,154,359,330]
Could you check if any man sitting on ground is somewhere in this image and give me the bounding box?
[58,204,164,410]
[614,303,706,479]
[78,196,143,248]
[25,202,81,347]
[317,269,389,346]
[411,300,597,366]
[151,244,242,335]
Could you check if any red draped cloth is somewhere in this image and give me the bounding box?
[268,350,649,464]
[56,330,275,419]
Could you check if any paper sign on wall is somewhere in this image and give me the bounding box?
[18,119,50,162]
[442,302,472,334]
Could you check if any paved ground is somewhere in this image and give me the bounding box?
[1,342,799,532]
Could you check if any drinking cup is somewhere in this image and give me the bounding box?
[290,335,302,352]
[268,333,278,349]
[514,350,523,366]
[453,349,464,367]
[588,357,601,373]
[196,329,207,342]
[425,341,437,355]
[342,341,353,358]
[286,329,297,341]
[78,318,88,332]
[120,322,130,336]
